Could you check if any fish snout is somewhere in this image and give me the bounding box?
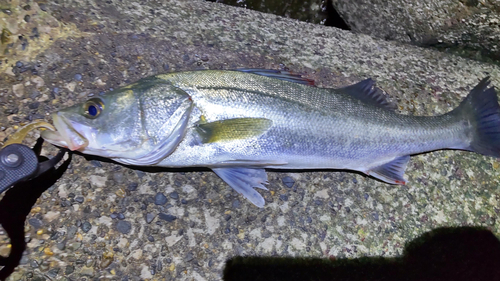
[41,113,89,151]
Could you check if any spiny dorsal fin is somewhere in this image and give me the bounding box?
[196,118,273,143]
[236,68,315,86]
[339,79,396,110]
[367,155,410,184]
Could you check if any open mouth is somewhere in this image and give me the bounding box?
[41,113,89,151]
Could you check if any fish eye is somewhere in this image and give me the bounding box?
[83,98,105,119]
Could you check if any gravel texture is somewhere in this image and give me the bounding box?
[0,0,499,280]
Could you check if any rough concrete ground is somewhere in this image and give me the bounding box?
[0,0,499,280]
[332,0,500,64]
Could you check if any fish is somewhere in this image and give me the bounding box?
[41,69,500,207]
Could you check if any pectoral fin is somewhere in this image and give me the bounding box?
[366,155,410,184]
[196,118,272,143]
[212,167,269,208]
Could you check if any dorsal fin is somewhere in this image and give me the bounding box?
[236,68,315,86]
[339,79,396,110]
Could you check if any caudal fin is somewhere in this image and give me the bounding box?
[457,77,500,157]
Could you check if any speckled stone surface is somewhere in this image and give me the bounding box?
[332,0,500,63]
[0,0,499,280]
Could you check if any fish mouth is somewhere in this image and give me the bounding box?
[41,113,89,151]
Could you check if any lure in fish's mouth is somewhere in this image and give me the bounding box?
[41,113,89,151]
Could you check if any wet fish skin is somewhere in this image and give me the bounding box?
[41,70,500,207]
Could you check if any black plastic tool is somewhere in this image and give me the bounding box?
[0,142,66,195]
[0,138,70,279]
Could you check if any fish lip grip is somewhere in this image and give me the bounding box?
[0,142,67,195]
[0,144,38,194]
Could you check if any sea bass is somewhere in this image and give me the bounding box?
[41,70,500,207]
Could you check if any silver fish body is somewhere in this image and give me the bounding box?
[156,71,466,169]
[42,70,500,207]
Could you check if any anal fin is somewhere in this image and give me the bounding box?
[366,155,410,184]
[212,167,269,208]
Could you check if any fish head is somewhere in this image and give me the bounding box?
[42,86,144,157]
[42,78,193,161]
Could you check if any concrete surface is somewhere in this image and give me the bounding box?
[332,0,500,63]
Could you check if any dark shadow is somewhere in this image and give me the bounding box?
[77,151,395,185]
[77,146,488,188]
[0,153,71,280]
[205,0,350,30]
[78,150,363,175]
[78,151,211,174]
[323,0,350,30]
[224,227,500,281]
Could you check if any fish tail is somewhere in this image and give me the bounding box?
[455,77,500,157]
